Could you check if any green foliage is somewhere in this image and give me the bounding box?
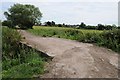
[44,21,55,26]
[79,22,86,28]
[2,27,45,78]
[77,23,116,30]
[118,26,120,29]
[2,27,21,60]
[99,30,120,52]
[2,52,44,78]
[2,20,13,28]
[28,26,94,40]
[78,32,102,43]
[4,4,42,29]
[85,25,96,30]
[97,24,105,30]
[28,26,120,52]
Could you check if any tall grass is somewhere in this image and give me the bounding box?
[28,26,120,53]
[99,30,120,52]
[2,27,46,78]
[28,26,102,40]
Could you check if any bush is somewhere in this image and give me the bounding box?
[2,20,13,28]
[2,27,45,78]
[78,29,120,52]
[2,27,21,60]
[78,32,101,43]
[100,30,120,52]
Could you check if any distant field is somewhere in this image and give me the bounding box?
[32,26,103,34]
[28,26,120,52]
[28,26,103,40]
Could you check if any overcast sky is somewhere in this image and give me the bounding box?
[0,0,119,25]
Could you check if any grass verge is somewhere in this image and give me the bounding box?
[2,27,46,78]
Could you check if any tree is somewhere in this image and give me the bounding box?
[45,21,52,26]
[44,21,56,26]
[105,25,113,30]
[97,24,105,30]
[4,4,42,29]
[86,25,96,30]
[79,22,86,28]
[112,24,117,29]
[51,21,55,26]
[118,26,120,29]
[58,24,62,27]
[2,20,13,28]
[62,23,65,27]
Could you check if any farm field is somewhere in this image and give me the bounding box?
[28,26,103,37]
[28,26,103,43]
[28,26,120,52]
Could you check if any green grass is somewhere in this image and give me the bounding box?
[31,26,103,34]
[2,51,45,78]
[28,26,120,53]
[28,26,102,40]
[2,27,46,78]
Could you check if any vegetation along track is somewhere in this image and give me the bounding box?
[19,30,119,78]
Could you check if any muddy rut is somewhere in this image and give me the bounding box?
[19,30,119,78]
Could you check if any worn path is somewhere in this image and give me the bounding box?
[19,30,119,78]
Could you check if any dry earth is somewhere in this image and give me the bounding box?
[19,30,119,78]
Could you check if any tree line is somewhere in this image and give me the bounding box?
[40,21,119,30]
[1,3,120,30]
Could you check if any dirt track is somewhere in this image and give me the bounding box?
[19,30,119,78]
